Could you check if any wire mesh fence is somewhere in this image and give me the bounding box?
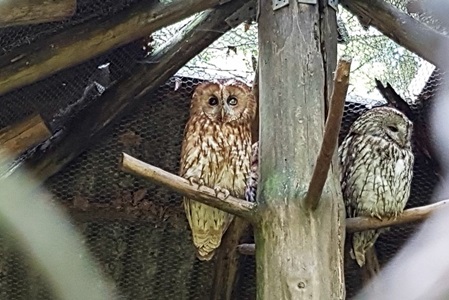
[0,0,445,298]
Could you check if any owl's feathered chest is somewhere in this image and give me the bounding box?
[339,134,414,218]
[180,118,252,197]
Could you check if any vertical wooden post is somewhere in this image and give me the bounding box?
[256,0,345,299]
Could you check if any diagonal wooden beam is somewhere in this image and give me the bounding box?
[11,0,254,183]
[0,0,76,28]
[0,0,232,97]
[341,0,449,68]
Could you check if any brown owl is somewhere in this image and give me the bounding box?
[339,106,414,267]
[179,79,256,261]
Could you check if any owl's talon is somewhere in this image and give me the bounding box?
[188,177,204,190]
[214,187,230,200]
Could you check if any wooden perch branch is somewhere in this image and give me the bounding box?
[0,114,51,159]
[14,0,254,182]
[238,199,449,255]
[120,153,257,221]
[346,199,449,233]
[341,0,449,68]
[303,57,351,210]
[0,0,76,28]
[0,0,231,97]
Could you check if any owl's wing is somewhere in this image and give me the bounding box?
[180,130,233,261]
[184,197,232,261]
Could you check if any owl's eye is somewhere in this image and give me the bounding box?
[227,97,238,106]
[208,97,218,106]
[387,125,398,132]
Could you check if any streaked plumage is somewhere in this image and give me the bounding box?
[245,141,259,203]
[339,106,414,267]
[180,79,256,261]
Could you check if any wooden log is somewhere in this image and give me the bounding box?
[256,0,345,299]
[0,114,51,159]
[15,0,254,184]
[0,0,76,28]
[0,0,232,97]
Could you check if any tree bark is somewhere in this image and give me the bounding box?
[0,0,232,97]
[0,0,76,28]
[0,114,51,159]
[256,1,345,299]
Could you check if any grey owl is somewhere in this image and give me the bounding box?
[339,106,414,267]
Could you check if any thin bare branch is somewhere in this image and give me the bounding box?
[341,0,449,69]
[120,153,257,221]
[238,200,449,255]
[303,57,351,210]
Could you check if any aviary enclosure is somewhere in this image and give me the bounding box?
[0,0,447,299]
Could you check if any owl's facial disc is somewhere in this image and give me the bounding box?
[384,119,411,147]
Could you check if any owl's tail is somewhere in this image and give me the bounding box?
[351,229,381,267]
[184,199,234,261]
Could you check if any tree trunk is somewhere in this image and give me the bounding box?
[0,0,76,28]
[256,1,345,299]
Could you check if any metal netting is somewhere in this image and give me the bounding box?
[0,0,446,299]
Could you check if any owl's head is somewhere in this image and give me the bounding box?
[189,79,256,124]
[351,106,413,148]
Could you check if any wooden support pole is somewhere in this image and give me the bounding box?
[256,0,345,299]
[340,0,449,69]
[0,0,76,28]
[0,114,51,159]
[251,57,259,144]
[0,0,232,97]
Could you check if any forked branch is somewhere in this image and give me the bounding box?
[303,57,351,210]
[238,199,449,255]
[120,153,257,221]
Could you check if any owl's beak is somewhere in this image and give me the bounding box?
[220,108,225,121]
